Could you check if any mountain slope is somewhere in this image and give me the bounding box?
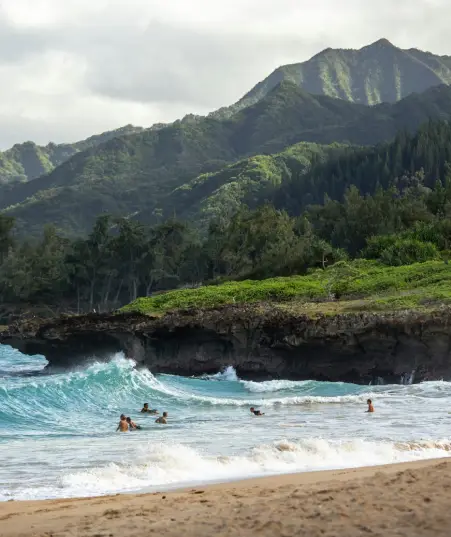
[0,125,143,185]
[4,82,451,236]
[273,120,451,217]
[214,39,451,118]
[163,142,349,227]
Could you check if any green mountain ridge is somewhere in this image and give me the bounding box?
[163,142,349,227]
[4,81,451,236]
[0,125,143,185]
[213,38,451,118]
[155,119,451,230]
[2,38,450,189]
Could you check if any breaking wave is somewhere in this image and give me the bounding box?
[2,349,451,501]
[3,437,450,501]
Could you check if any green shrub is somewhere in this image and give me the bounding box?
[380,239,440,266]
[121,260,451,314]
[362,235,398,259]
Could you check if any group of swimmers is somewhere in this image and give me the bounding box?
[116,403,169,432]
[117,399,375,431]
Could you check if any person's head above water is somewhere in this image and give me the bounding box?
[250,407,255,412]
[367,399,372,404]
[163,412,168,417]
[126,417,131,423]
[143,403,149,409]
[120,414,126,420]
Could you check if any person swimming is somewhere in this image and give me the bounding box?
[155,412,168,424]
[116,414,129,432]
[126,417,141,430]
[366,399,374,413]
[250,407,264,416]
[140,403,159,414]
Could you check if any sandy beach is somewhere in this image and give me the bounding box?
[1,458,450,537]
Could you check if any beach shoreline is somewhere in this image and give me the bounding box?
[2,457,450,536]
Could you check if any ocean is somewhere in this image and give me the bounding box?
[1,344,450,501]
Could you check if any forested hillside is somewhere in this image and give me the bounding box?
[162,142,348,226]
[273,121,451,214]
[0,125,142,185]
[3,83,451,236]
[2,121,451,314]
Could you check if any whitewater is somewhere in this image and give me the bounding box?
[1,344,451,501]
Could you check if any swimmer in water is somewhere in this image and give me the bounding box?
[366,399,374,413]
[140,403,159,414]
[250,407,264,416]
[155,412,168,424]
[126,417,141,430]
[116,414,129,432]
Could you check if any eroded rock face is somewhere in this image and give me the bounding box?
[1,305,451,384]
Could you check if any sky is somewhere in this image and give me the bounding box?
[0,0,450,149]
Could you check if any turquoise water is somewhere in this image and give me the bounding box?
[1,344,451,500]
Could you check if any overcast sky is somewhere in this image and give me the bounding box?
[0,0,450,149]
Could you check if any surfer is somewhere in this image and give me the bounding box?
[155,412,168,424]
[116,414,129,432]
[366,399,375,413]
[141,403,159,414]
[126,417,141,430]
[250,407,265,416]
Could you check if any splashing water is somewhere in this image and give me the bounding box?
[1,344,451,501]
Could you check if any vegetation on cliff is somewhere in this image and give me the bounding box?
[121,260,451,315]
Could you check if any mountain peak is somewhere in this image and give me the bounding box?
[368,38,396,49]
[231,38,451,114]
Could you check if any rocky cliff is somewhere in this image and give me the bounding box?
[2,305,451,384]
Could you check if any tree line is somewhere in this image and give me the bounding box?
[274,121,451,215]
[1,157,451,314]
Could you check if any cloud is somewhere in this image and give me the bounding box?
[0,0,449,148]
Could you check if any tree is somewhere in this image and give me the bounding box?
[66,215,114,311]
[111,218,147,302]
[0,215,15,263]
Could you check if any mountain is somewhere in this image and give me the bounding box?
[162,142,348,227]
[4,81,451,236]
[269,120,451,223]
[0,125,143,185]
[214,39,451,118]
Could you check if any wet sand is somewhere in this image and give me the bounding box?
[1,458,450,537]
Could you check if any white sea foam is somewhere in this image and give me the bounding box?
[200,366,239,382]
[3,438,450,501]
[242,379,317,393]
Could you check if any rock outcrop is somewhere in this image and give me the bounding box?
[2,304,451,384]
